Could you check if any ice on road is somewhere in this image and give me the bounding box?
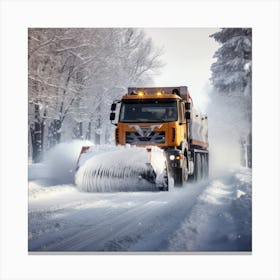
[28,168,251,252]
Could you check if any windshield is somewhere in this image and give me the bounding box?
[119,100,178,123]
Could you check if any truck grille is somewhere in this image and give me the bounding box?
[126,131,165,145]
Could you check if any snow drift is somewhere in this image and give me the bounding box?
[169,168,252,251]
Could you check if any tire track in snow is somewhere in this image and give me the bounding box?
[29,182,208,252]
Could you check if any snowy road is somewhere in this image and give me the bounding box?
[28,168,252,252]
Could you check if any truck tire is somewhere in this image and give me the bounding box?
[201,154,206,179]
[194,153,202,181]
[173,157,188,186]
[204,154,209,179]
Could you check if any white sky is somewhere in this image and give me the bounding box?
[144,28,220,111]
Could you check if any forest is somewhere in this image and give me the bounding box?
[28,28,251,166]
[28,28,163,162]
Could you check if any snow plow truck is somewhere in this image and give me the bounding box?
[76,86,209,192]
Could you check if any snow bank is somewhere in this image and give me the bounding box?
[168,168,252,251]
[42,140,93,184]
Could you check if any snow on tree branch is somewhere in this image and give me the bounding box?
[28,28,163,162]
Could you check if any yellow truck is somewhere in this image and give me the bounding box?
[109,86,209,187]
[76,86,208,192]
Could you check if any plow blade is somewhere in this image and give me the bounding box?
[75,146,169,192]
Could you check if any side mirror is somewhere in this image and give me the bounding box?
[111,103,117,111]
[185,112,191,120]
[110,112,116,121]
[185,102,191,110]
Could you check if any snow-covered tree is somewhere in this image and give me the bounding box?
[28,28,163,162]
[210,29,251,93]
[209,28,252,168]
[28,28,67,162]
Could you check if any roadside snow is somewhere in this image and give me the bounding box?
[168,168,252,251]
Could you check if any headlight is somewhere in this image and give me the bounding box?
[170,155,175,160]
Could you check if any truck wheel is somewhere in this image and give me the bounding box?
[201,154,207,178]
[173,157,188,186]
[182,156,188,183]
[201,153,209,179]
[174,168,183,186]
[194,153,202,181]
[205,154,209,178]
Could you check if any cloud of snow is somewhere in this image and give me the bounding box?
[208,122,241,172]
[43,140,94,184]
[205,87,248,173]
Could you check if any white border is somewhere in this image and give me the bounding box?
[1,1,279,279]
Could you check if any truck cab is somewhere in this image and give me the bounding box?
[110,86,208,186]
[110,87,190,148]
